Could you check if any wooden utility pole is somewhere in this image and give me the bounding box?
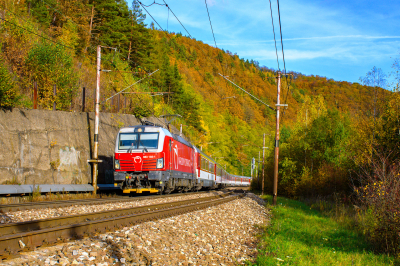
[273,71,282,205]
[261,133,266,195]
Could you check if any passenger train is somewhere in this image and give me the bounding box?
[113,122,251,194]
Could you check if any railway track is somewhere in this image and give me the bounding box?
[0,191,212,213]
[0,192,243,259]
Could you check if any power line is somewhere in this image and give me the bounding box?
[140,1,166,7]
[139,1,225,101]
[103,69,159,102]
[40,0,153,74]
[203,0,228,85]
[3,7,162,125]
[0,16,74,51]
[147,0,267,110]
[36,0,164,122]
[219,74,275,111]
[204,0,217,49]
[268,0,291,124]
[276,0,286,74]
[268,0,280,71]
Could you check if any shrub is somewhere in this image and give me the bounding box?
[353,151,400,255]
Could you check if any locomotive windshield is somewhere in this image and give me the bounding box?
[118,132,159,150]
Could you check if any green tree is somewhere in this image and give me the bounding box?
[89,0,152,69]
[0,58,20,107]
[25,42,78,109]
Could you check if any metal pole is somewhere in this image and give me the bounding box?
[92,45,101,195]
[82,87,86,112]
[53,85,56,111]
[273,71,282,205]
[261,133,265,195]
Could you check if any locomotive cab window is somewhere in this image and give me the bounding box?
[119,132,159,150]
[138,133,159,149]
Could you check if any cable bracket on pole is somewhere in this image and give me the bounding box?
[276,103,288,109]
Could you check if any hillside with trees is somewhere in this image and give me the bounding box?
[1,0,399,256]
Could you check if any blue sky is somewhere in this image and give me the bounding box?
[138,0,400,84]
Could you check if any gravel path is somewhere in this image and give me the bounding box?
[1,193,269,266]
[1,192,224,224]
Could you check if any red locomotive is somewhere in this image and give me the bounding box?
[113,122,250,194]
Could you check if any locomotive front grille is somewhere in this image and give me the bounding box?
[120,160,135,171]
[119,159,157,171]
[143,158,157,170]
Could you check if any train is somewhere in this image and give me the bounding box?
[113,121,251,194]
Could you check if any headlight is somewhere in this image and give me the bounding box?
[115,159,120,170]
[156,158,164,169]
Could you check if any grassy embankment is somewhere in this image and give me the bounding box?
[252,196,396,266]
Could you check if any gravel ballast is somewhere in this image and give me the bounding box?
[1,193,269,266]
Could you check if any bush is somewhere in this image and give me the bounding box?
[353,151,400,255]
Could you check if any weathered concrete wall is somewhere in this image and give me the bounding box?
[0,108,165,185]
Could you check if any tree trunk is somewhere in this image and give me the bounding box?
[85,5,95,52]
[127,41,131,61]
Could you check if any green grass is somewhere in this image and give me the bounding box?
[252,196,396,266]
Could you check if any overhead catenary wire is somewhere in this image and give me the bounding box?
[3,5,164,125]
[36,0,166,124]
[204,0,217,49]
[140,0,166,7]
[138,1,225,101]
[219,74,275,111]
[268,0,291,123]
[3,5,145,77]
[145,0,261,109]
[276,0,291,121]
[39,0,153,74]
[276,0,286,74]
[203,0,228,86]
[268,0,280,71]
[103,69,159,102]
[152,0,282,127]
[0,16,74,51]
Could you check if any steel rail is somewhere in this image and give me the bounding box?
[0,193,242,258]
[0,193,232,237]
[0,191,212,213]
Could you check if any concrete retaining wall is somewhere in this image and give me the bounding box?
[0,108,172,186]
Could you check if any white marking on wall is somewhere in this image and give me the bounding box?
[59,147,80,168]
